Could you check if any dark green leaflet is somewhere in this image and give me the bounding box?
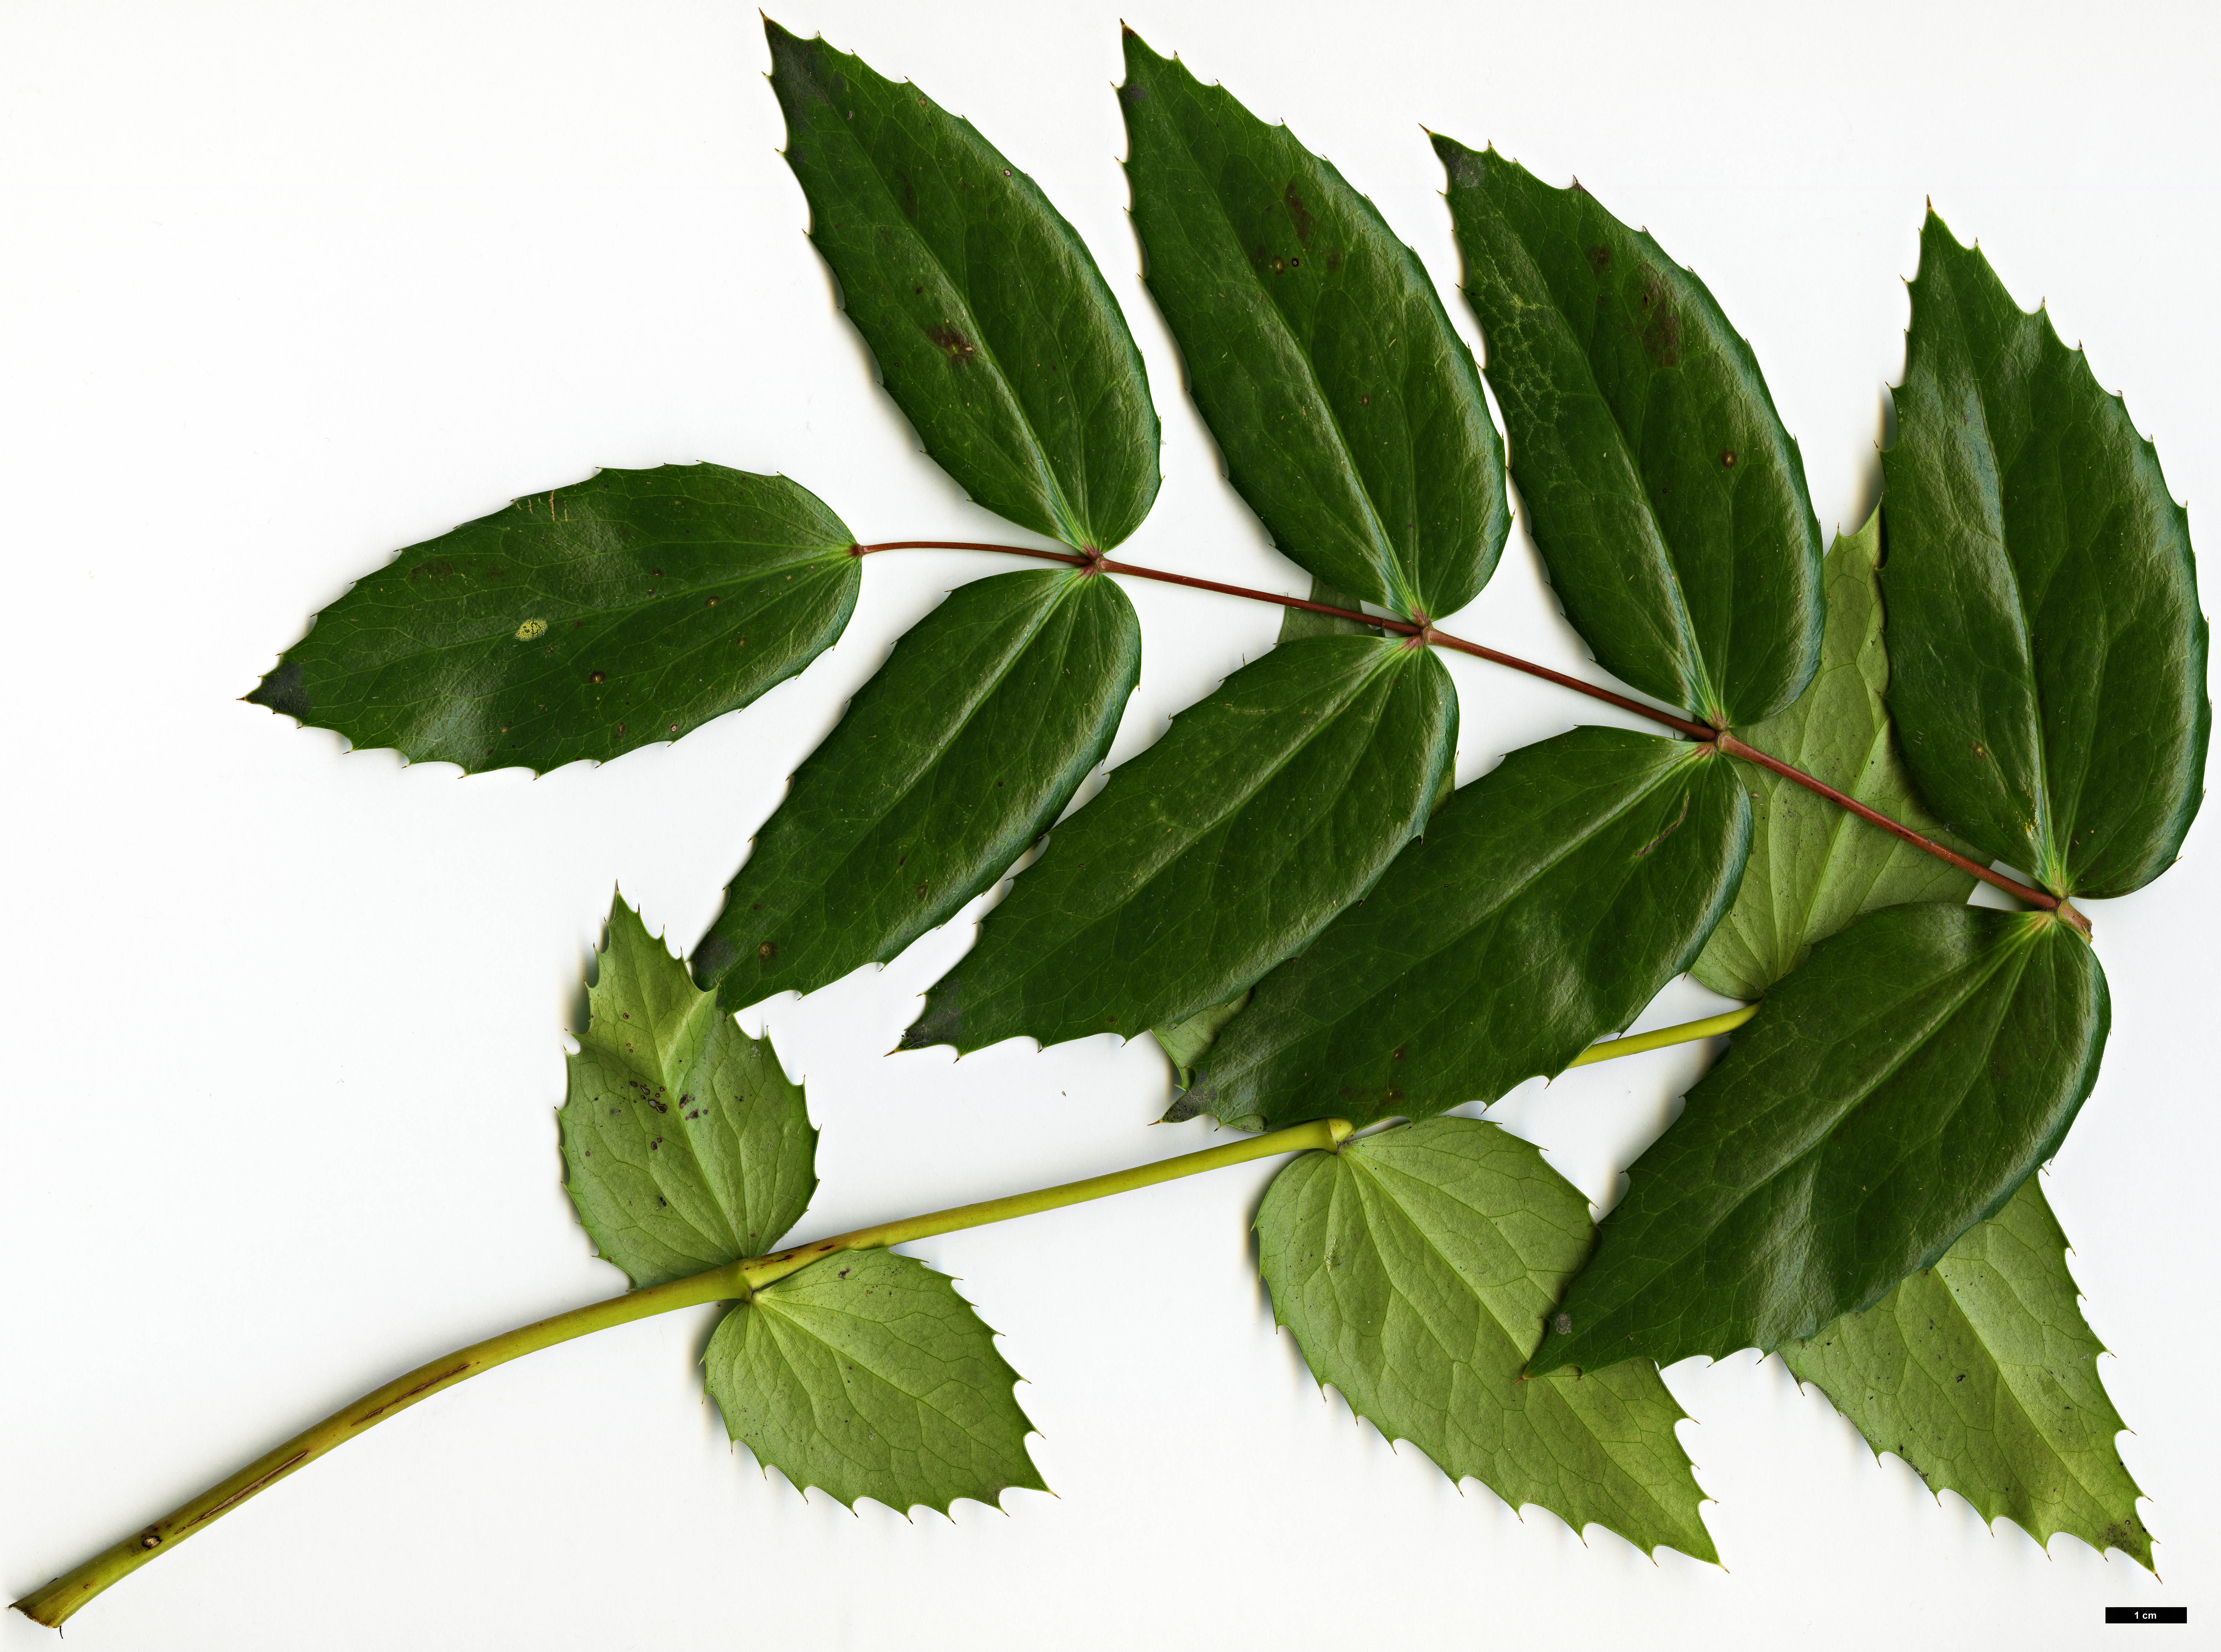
[1185,730,1749,1133]
[1531,905,2108,1378]
[694,569,1140,1006]
[559,901,816,1290]
[246,465,859,775]
[1782,1177,2152,1571]
[767,21,1158,550]
[1120,33,1507,621]
[1144,579,1382,1083]
[1880,212,2209,899]
[1695,511,1976,1001]
[1435,140,1823,727]
[705,1249,1044,1515]
[1258,1118,1717,1562]
[902,635,1457,1055]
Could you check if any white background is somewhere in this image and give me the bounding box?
[4,2,2216,1647]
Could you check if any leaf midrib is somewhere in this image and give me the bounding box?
[755,573,1091,946]
[1233,745,1706,1069]
[1918,263,2058,885]
[757,1282,1013,1459]
[1610,930,2034,1338]
[588,989,749,1265]
[1339,1149,1690,1533]
[819,84,1088,547]
[1137,83,1414,614]
[1029,640,1417,916]
[1917,1244,2133,1523]
[1467,175,1716,718]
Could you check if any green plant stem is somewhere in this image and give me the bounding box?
[14,1117,1349,1628]
[855,538,2070,921]
[16,1004,1757,1629]
[1565,1005,1757,1066]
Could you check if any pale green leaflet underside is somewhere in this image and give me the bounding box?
[1695,511,1977,1001]
[560,900,817,1289]
[706,1249,1045,1516]
[1258,1119,1717,1562]
[1782,1177,2151,1571]
[562,899,1041,1520]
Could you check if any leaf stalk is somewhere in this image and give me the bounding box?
[16,1002,1758,1629]
[853,540,2079,925]
[13,1117,1345,1628]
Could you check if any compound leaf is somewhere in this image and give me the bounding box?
[1880,211,2209,899]
[1121,33,1508,621]
[559,899,816,1289]
[1532,905,2108,1378]
[1185,730,1749,1132]
[902,635,1456,1054]
[704,1248,1045,1515]
[1696,510,1976,1001]
[1437,140,1823,727]
[246,465,859,775]
[1259,1118,1716,1562]
[1783,1177,2152,1571]
[768,20,1158,550]
[694,569,1140,1006]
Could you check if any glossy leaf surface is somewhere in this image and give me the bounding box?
[1880,212,2208,898]
[1696,511,1975,1001]
[247,465,859,775]
[1437,140,1822,725]
[694,569,1140,1006]
[559,900,816,1289]
[1144,580,1376,1082]
[902,635,1457,1054]
[1784,1177,2151,1570]
[705,1249,1044,1515]
[1121,34,1507,621]
[768,21,1157,549]
[1184,731,1749,1132]
[1258,1118,1716,1561]
[1532,906,2108,1377]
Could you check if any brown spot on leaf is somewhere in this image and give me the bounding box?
[758,942,776,961]
[1587,245,1610,272]
[1720,450,1737,469]
[927,323,978,365]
